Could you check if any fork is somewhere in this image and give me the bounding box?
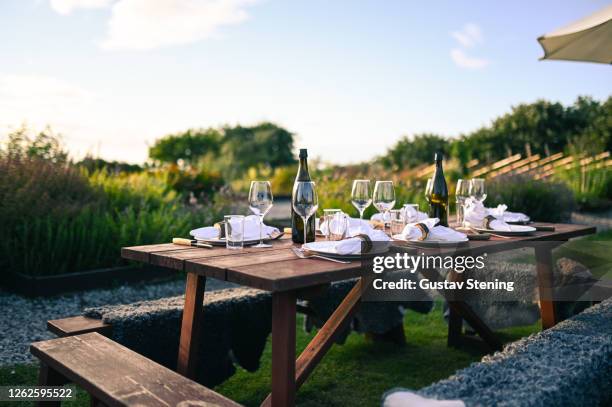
[291,247,351,264]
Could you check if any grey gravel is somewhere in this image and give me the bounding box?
[0,277,236,366]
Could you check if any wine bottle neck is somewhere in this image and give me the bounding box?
[297,157,310,181]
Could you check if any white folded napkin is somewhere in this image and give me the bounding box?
[371,212,390,222]
[487,204,530,223]
[190,215,279,241]
[320,213,389,240]
[464,199,511,231]
[401,205,428,222]
[384,391,465,407]
[303,239,363,255]
[397,218,467,242]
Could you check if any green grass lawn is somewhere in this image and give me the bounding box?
[0,301,540,407]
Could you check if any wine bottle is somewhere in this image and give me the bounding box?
[428,152,449,226]
[291,149,316,243]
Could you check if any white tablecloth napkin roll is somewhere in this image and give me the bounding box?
[464,199,511,231]
[487,204,530,223]
[190,215,279,241]
[397,218,467,242]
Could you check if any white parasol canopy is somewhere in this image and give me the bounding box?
[538,5,612,64]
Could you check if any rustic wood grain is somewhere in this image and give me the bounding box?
[47,316,112,338]
[535,243,559,329]
[31,333,241,407]
[177,273,206,379]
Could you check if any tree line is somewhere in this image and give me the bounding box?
[379,96,611,172]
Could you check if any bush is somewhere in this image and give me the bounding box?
[486,175,576,222]
[0,128,221,279]
[554,166,611,212]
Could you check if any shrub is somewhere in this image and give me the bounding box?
[486,175,576,222]
[554,166,611,212]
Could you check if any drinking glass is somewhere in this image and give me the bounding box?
[373,180,396,233]
[402,203,420,223]
[425,178,433,202]
[351,180,372,222]
[324,210,348,241]
[323,209,341,240]
[292,181,319,245]
[469,178,487,203]
[248,181,274,248]
[389,209,405,236]
[224,215,244,250]
[455,179,470,226]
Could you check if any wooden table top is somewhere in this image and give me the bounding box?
[122,222,596,292]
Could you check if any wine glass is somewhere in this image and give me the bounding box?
[469,178,487,203]
[292,181,319,245]
[351,180,372,225]
[248,181,274,248]
[425,178,433,202]
[455,179,470,227]
[373,180,396,234]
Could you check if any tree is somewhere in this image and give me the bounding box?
[380,133,449,169]
[149,128,222,165]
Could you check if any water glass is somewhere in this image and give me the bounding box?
[402,203,420,223]
[389,209,405,236]
[323,209,340,239]
[469,178,487,203]
[224,215,244,250]
[456,179,470,226]
[324,210,348,241]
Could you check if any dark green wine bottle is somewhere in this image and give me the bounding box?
[428,152,449,226]
[291,149,316,243]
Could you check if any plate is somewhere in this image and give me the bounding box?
[472,224,536,236]
[302,241,390,259]
[391,235,469,248]
[198,230,284,246]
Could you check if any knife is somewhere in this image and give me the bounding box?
[172,238,213,249]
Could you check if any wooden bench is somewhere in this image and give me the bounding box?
[31,332,241,407]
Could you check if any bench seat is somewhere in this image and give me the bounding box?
[31,332,241,407]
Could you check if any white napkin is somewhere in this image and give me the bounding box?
[397,218,467,242]
[401,205,428,222]
[306,218,390,255]
[487,204,530,223]
[320,213,389,241]
[371,212,390,222]
[384,391,465,407]
[190,215,279,241]
[464,199,511,231]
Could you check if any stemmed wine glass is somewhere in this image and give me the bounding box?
[351,180,372,227]
[455,179,470,227]
[248,181,274,248]
[373,180,396,234]
[292,181,319,245]
[469,178,487,204]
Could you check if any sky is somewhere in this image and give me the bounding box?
[1,0,610,165]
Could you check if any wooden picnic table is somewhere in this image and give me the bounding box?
[122,222,595,407]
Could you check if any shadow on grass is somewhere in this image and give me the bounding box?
[0,301,540,407]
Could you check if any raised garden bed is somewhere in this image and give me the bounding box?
[3,265,177,297]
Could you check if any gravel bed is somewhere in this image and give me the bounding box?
[0,277,236,366]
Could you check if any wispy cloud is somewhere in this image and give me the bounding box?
[100,0,259,50]
[50,0,114,15]
[450,49,489,69]
[451,23,483,48]
[450,23,489,70]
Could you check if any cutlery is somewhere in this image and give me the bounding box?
[291,247,351,264]
[468,227,512,239]
[172,238,213,249]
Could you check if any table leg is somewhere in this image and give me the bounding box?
[177,273,206,379]
[270,291,296,407]
[262,277,367,406]
[535,245,558,329]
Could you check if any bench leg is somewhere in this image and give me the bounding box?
[177,273,206,379]
[535,245,558,329]
[447,304,463,347]
[37,362,68,407]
